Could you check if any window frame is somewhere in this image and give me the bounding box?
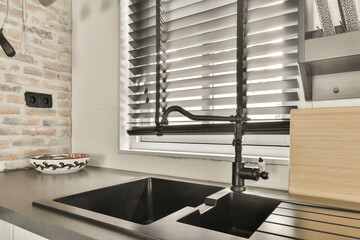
[122,0,301,165]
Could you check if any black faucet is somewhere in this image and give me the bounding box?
[160,105,269,193]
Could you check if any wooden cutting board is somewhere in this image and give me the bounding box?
[290,107,360,203]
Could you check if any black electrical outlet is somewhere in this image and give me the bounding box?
[39,93,52,108]
[25,92,52,108]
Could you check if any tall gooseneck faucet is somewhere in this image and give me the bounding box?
[160,106,269,192]
[159,0,268,192]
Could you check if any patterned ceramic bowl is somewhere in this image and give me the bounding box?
[30,154,90,174]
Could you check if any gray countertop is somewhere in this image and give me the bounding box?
[0,166,360,240]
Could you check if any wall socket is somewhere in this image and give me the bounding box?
[25,92,53,108]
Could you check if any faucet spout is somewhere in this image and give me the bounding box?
[161,106,237,125]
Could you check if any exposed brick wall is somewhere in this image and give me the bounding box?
[0,0,71,171]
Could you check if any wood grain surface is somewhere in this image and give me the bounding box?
[289,107,360,203]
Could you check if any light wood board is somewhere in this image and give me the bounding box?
[289,107,360,203]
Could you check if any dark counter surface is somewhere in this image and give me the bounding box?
[0,166,359,240]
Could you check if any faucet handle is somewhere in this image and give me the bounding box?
[258,157,269,180]
[258,157,266,172]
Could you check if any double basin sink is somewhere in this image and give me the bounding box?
[34,178,281,239]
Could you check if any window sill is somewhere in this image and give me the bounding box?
[118,149,289,166]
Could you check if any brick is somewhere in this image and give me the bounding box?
[57,92,70,100]
[48,3,68,16]
[43,119,71,127]
[5,74,40,87]
[58,53,71,64]
[0,140,10,149]
[57,110,71,117]
[58,35,71,45]
[57,100,70,108]
[43,61,71,73]
[26,3,57,21]
[36,128,56,136]
[22,149,53,157]
[10,65,20,72]
[42,40,68,53]
[6,95,24,104]
[0,84,21,93]
[13,138,45,147]
[49,137,70,146]
[55,147,71,154]
[28,26,53,40]
[58,74,71,82]
[43,81,71,92]
[43,70,58,80]
[0,107,20,115]
[58,16,69,26]
[0,127,18,135]
[15,54,34,64]
[33,48,57,59]
[0,61,6,70]
[59,128,71,137]
[22,129,36,136]
[0,153,19,161]
[7,29,21,41]
[25,108,56,117]
[3,117,40,126]
[24,66,42,76]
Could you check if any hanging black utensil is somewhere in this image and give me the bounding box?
[0,0,16,57]
[0,28,16,57]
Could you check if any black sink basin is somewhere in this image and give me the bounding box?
[54,178,223,225]
[178,192,281,238]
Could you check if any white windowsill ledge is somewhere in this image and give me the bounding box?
[118,149,289,166]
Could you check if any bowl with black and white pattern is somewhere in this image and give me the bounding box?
[30,154,90,174]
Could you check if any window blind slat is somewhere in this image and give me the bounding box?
[245,39,298,58]
[129,0,156,14]
[129,54,156,67]
[165,15,237,43]
[166,38,236,61]
[246,25,298,47]
[129,73,236,93]
[246,53,298,69]
[129,7,156,22]
[165,26,236,51]
[164,3,237,32]
[166,50,236,72]
[129,92,298,112]
[129,38,237,66]
[129,35,155,48]
[165,62,236,81]
[248,0,293,11]
[129,87,298,103]
[129,16,156,31]
[245,66,299,81]
[247,12,298,35]
[129,45,156,59]
[247,1,298,23]
[164,0,236,22]
[129,75,299,95]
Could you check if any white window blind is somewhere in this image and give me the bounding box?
[128,0,300,132]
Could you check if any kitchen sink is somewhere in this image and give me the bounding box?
[53,177,224,225]
[178,192,281,238]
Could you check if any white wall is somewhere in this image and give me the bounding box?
[72,0,359,190]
